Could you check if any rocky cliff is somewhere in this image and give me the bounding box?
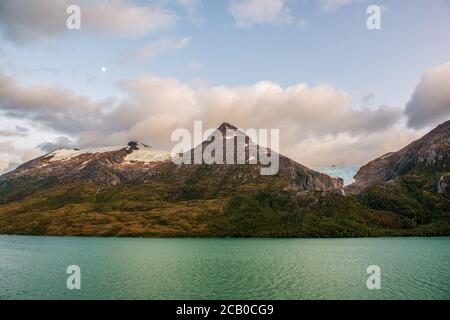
[346,120,450,194]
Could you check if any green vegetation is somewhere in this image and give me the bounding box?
[358,169,450,226]
[0,168,448,237]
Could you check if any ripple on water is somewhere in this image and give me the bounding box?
[0,236,449,300]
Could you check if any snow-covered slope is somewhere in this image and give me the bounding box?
[0,125,344,193]
[47,146,125,162]
[315,166,359,186]
[125,144,172,163]
[0,142,176,186]
[45,143,172,164]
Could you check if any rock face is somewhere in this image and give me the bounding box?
[180,122,343,192]
[0,142,173,187]
[438,174,449,194]
[346,120,450,194]
[0,123,343,204]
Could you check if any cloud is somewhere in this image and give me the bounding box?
[125,37,191,63]
[15,125,29,134]
[0,72,105,134]
[0,160,19,175]
[178,0,201,9]
[0,141,16,155]
[285,128,424,167]
[0,141,41,175]
[318,0,354,11]
[228,0,292,28]
[0,71,404,165]
[0,130,27,138]
[0,71,415,167]
[362,93,375,107]
[297,18,308,29]
[0,0,177,43]
[0,125,29,137]
[82,0,177,37]
[183,61,204,73]
[404,63,450,129]
[38,136,73,153]
[178,0,205,24]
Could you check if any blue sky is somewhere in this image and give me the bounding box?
[3,0,449,103]
[0,0,449,171]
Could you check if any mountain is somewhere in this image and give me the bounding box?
[0,142,172,188]
[0,122,448,238]
[180,122,343,192]
[345,120,449,231]
[346,120,450,194]
[0,123,342,199]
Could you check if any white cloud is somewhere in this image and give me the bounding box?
[0,130,27,138]
[286,129,424,167]
[125,37,191,63]
[3,68,442,168]
[0,159,9,172]
[178,0,200,8]
[83,0,177,38]
[404,63,450,129]
[0,159,19,175]
[178,0,205,24]
[38,136,73,153]
[0,141,41,175]
[0,0,177,43]
[0,72,105,134]
[183,61,204,72]
[228,0,292,28]
[24,75,402,166]
[318,0,354,11]
[0,125,29,138]
[297,18,308,29]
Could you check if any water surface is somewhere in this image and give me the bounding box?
[0,236,448,300]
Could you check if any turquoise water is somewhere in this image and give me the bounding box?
[0,236,448,300]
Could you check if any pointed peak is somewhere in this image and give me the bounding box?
[435,119,450,130]
[127,142,151,150]
[217,122,238,134]
[128,141,138,148]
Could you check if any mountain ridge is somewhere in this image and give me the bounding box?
[0,122,344,210]
[346,120,450,194]
[0,121,448,237]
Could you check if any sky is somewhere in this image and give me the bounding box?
[0,0,449,173]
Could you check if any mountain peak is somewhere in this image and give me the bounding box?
[127,141,139,150]
[127,141,151,150]
[346,119,450,194]
[217,122,238,133]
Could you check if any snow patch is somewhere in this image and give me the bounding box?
[46,143,172,164]
[48,146,124,162]
[125,145,172,163]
